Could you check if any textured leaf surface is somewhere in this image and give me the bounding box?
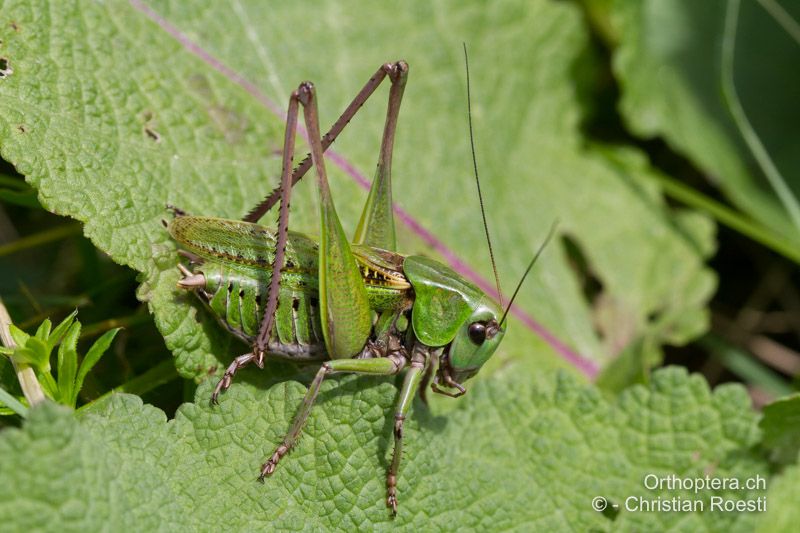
[610,0,800,243]
[0,0,714,381]
[757,459,800,533]
[0,367,769,530]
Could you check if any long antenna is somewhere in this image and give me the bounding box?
[499,221,559,327]
[463,42,503,307]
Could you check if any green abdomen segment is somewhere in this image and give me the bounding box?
[169,216,411,360]
[202,261,327,360]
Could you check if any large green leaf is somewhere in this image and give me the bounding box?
[0,0,714,383]
[610,0,800,243]
[0,367,769,530]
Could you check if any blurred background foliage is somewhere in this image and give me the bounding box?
[586,0,800,406]
[0,156,187,418]
[1,0,799,423]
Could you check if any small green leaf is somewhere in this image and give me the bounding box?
[11,346,43,368]
[19,336,50,372]
[0,385,28,417]
[72,328,120,406]
[34,318,52,341]
[8,324,30,349]
[56,322,81,406]
[47,310,78,352]
[37,371,58,400]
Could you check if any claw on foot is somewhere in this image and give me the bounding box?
[210,374,232,405]
[258,462,275,481]
[259,444,289,481]
[209,353,257,405]
[387,474,398,515]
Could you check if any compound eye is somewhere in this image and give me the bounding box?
[468,322,487,345]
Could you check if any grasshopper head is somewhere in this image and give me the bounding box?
[403,255,506,397]
[434,302,505,397]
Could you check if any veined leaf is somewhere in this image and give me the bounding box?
[0,367,769,530]
[0,0,714,383]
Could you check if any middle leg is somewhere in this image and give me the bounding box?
[386,343,430,515]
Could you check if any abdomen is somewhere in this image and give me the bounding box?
[169,215,411,361]
[170,216,327,360]
[200,260,328,361]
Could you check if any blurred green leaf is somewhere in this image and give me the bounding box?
[701,333,795,398]
[0,187,41,209]
[610,0,800,245]
[0,385,27,417]
[759,394,800,465]
[757,456,800,532]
